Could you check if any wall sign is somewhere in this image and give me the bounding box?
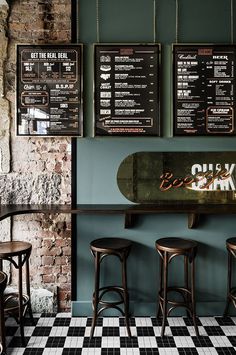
[117,151,236,203]
[94,44,160,136]
[173,44,236,136]
[16,44,83,136]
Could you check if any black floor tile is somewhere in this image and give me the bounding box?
[102,326,120,336]
[32,326,52,336]
[83,336,102,348]
[46,336,66,347]
[67,326,86,336]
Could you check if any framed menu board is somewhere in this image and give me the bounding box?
[173,44,236,136]
[16,44,83,136]
[94,44,160,136]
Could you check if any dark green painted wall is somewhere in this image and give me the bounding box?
[74,0,236,316]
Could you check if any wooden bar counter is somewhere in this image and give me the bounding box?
[1,202,236,228]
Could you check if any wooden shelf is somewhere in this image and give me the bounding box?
[1,202,236,228]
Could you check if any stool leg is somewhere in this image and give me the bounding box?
[18,255,25,346]
[224,250,232,317]
[26,257,34,325]
[184,255,191,318]
[161,251,168,337]
[90,252,100,339]
[122,255,131,337]
[190,257,199,337]
[0,289,6,354]
[157,252,163,319]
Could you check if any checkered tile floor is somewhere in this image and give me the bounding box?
[4,313,236,354]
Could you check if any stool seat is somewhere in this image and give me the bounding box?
[156,237,197,253]
[0,241,32,258]
[90,237,132,338]
[226,238,236,250]
[90,238,132,253]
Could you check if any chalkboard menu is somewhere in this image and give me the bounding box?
[173,44,236,135]
[94,44,160,136]
[17,45,83,136]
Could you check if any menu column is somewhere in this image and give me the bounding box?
[94,44,160,136]
[17,45,83,136]
[173,45,236,136]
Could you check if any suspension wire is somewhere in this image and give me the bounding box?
[153,0,157,43]
[175,0,179,43]
[231,0,234,43]
[96,0,100,43]
[77,0,80,42]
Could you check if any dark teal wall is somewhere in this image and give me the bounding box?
[74,0,236,316]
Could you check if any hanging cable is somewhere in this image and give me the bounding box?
[77,0,80,42]
[96,0,100,43]
[175,0,179,43]
[153,0,157,43]
[231,0,234,43]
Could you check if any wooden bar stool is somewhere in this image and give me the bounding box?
[224,237,236,316]
[90,237,132,338]
[0,241,34,346]
[0,271,7,355]
[155,237,199,337]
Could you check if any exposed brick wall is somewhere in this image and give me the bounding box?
[0,0,72,311]
[12,213,71,311]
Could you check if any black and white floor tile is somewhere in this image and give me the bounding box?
[4,314,236,355]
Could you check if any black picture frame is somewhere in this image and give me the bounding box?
[94,43,160,136]
[173,44,236,136]
[16,44,83,137]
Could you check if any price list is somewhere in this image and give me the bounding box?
[173,45,236,135]
[94,44,160,136]
[17,45,82,136]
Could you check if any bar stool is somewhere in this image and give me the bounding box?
[0,271,7,354]
[0,241,34,346]
[90,237,132,338]
[155,237,199,337]
[224,237,236,316]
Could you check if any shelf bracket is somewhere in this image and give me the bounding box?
[188,213,200,229]
[124,213,136,228]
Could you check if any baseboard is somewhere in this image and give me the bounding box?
[71,301,235,317]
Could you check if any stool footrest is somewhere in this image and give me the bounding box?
[93,286,126,309]
[97,305,125,317]
[158,286,192,312]
[4,293,29,315]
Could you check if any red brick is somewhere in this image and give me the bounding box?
[43,274,55,283]
[42,256,54,266]
[63,247,71,256]
[40,247,62,256]
[55,239,67,247]
[58,290,69,301]
[55,256,68,265]
[41,266,53,275]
